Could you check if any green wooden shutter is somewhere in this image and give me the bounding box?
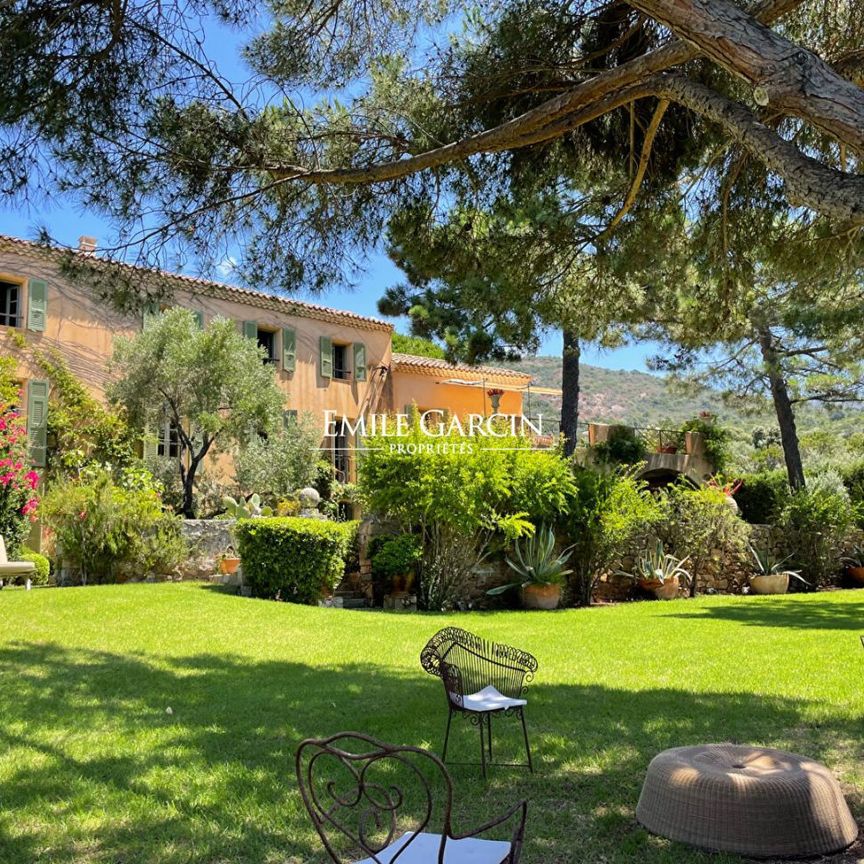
[242,320,258,340]
[142,299,160,329]
[353,342,367,381]
[27,279,47,332]
[26,380,49,467]
[282,328,296,372]
[319,336,333,378]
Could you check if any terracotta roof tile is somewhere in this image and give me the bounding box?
[0,234,392,332]
[391,352,533,382]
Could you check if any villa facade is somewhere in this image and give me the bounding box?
[0,234,532,483]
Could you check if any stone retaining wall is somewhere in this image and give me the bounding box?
[179,519,237,581]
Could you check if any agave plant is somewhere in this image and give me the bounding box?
[618,539,691,586]
[749,545,809,585]
[486,526,572,595]
[841,545,864,569]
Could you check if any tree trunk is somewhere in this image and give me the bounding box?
[561,330,581,457]
[630,0,864,154]
[757,327,806,491]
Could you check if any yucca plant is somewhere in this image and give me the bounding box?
[618,539,691,586]
[486,526,572,595]
[840,545,864,569]
[749,544,809,584]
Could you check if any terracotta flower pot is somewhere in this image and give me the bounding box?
[846,566,864,586]
[219,556,241,576]
[658,445,678,455]
[749,572,789,595]
[639,575,680,600]
[520,582,561,610]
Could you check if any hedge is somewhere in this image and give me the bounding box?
[235,517,359,603]
[733,471,789,524]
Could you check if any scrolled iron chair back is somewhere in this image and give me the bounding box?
[421,627,538,704]
[296,732,455,863]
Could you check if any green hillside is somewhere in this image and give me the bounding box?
[506,356,754,429]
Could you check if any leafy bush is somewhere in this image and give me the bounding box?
[841,462,864,527]
[370,534,422,581]
[235,517,359,603]
[733,471,789,524]
[592,426,646,465]
[40,466,185,584]
[681,413,731,473]
[0,396,40,555]
[776,471,855,586]
[358,423,575,607]
[661,484,750,595]
[564,467,663,606]
[233,416,320,504]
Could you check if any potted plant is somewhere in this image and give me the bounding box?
[652,424,684,455]
[370,534,422,597]
[748,545,809,595]
[218,545,241,576]
[841,547,864,586]
[618,540,690,600]
[486,526,572,610]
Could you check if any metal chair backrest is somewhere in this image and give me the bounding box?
[296,732,455,863]
[420,627,538,704]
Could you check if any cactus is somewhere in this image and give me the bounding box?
[222,494,273,519]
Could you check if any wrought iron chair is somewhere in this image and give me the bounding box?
[296,732,528,863]
[420,628,538,778]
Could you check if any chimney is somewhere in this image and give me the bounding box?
[78,235,97,254]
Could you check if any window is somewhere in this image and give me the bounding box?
[158,421,182,459]
[332,420,350,482]
[0,281,20,328]
[257,328,278,364]
[332,343,349,380]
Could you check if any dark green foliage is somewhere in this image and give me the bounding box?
[593,425,646,465]
[776,472,855,587]
[733,471,789,524]
[18,548,50,585]
[680,413,731,473]
[370,534,422,581]
[235,517,359,603]
[841,462,864,527]
[564,467,663,606]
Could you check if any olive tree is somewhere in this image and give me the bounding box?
[109,308,284,516]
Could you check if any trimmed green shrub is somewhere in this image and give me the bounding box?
[235,517,359,603]
[18,548,50,585]
[733,471,789,524]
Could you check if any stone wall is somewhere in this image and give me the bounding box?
[594,524,775,601]
[179,519,237,581]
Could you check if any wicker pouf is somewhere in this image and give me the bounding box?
[636,744,858,857]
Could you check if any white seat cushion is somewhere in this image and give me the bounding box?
[451,685,527,713]
[0,562,35,575]
[355,831,511,863]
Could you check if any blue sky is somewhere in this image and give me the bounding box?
[0,9,661,374]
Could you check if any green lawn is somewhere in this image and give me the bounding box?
[1,584,863,863]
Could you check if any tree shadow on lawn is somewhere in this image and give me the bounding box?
[659,597,864,632]
[0,641,862,864]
